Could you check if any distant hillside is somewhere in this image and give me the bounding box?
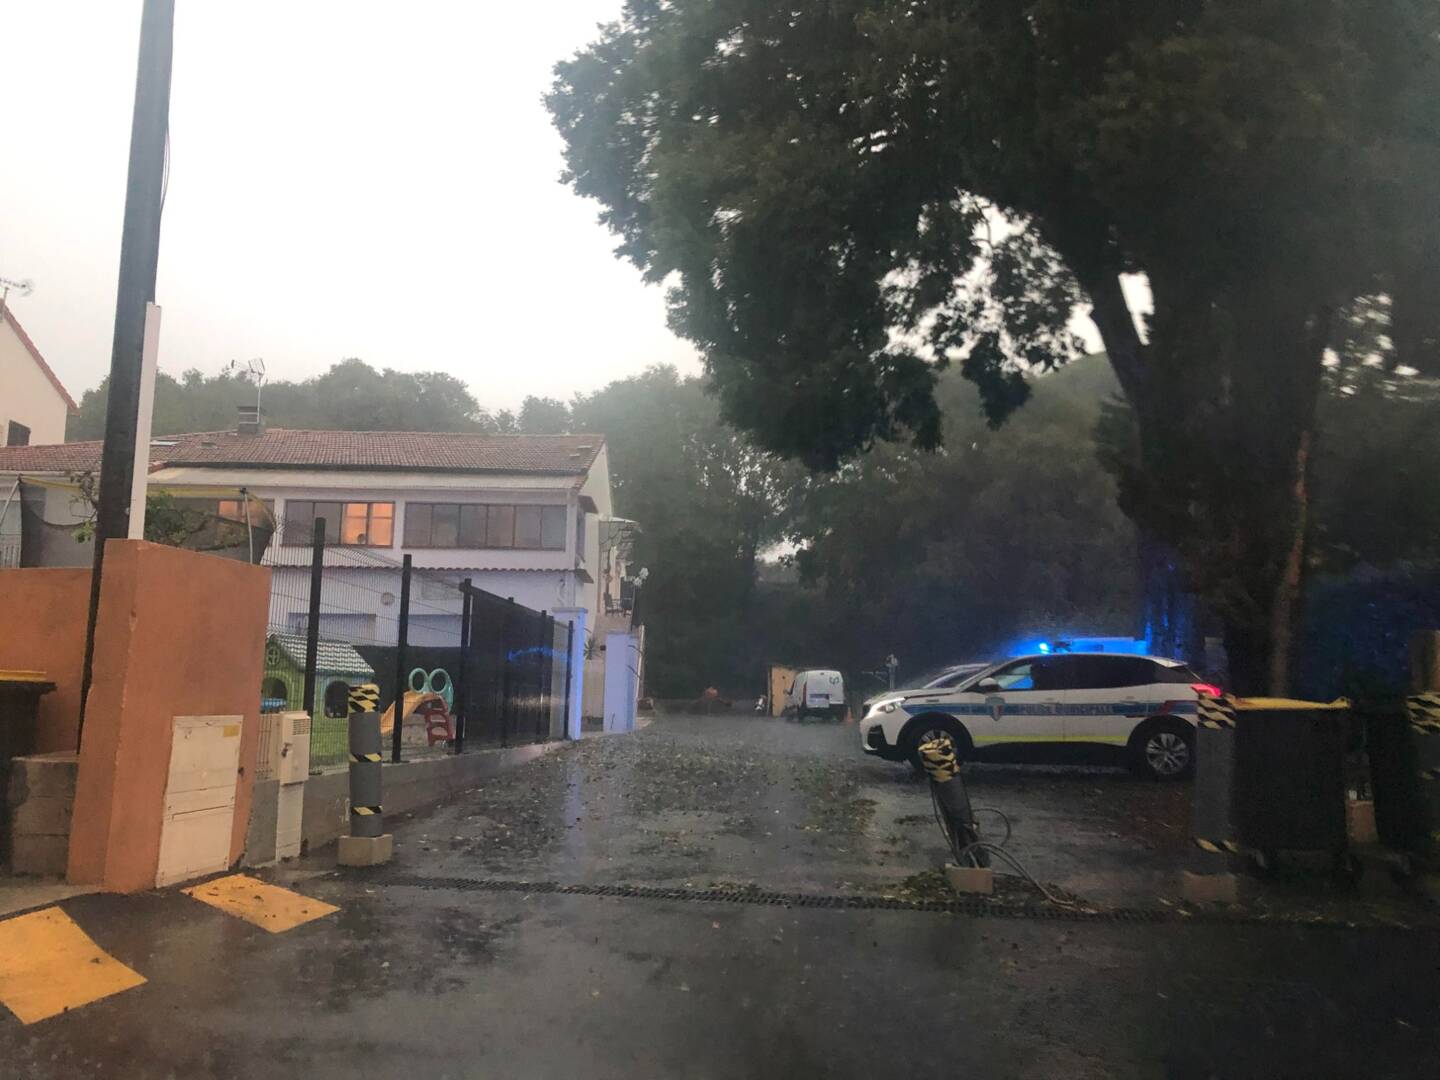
[932,351,1120,437]
[1035,352,1119,401]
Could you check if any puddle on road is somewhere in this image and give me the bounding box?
[290,898,523,1014]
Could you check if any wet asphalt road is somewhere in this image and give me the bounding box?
[379,711,1195,907]
[3,712,1439,1079]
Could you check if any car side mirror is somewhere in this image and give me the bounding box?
[975,679,1001,694]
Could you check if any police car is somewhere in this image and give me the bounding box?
[859,652,1216,780]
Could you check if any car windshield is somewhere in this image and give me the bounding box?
[924,664,989,688]
[894,662,992,691]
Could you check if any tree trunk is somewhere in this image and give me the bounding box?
[1266,428,1312,696]
[1081,267,1148,406]
[1077,264,1330,698]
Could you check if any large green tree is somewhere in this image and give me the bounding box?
[570,365,797,694]
[549,0,1440,693]
[69,359,498,439]
[786,356,1140,685]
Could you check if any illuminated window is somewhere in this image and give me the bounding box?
[285,500,393,546]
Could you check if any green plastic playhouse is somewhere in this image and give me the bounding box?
[261,632,375,718]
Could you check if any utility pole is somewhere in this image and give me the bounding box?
[78,0,176,745]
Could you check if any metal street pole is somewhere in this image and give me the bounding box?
[391,555,412,763]
[78,0,176,746]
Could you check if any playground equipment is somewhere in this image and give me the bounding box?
[408,667,454,710]
[380,689,455,746]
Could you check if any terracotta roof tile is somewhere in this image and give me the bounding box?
[0,439,106,472]
[0,429,605,476]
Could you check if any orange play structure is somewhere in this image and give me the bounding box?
[379,690,454,746]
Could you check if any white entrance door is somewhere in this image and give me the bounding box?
[155,716,243,887]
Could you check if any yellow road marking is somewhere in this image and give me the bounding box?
[0,907,146,1024]
[182,874,338,933]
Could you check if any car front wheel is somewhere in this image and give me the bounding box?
[1132,719,1195,780]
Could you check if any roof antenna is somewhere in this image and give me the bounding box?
[0,272,36,324]
[225,357,267,414]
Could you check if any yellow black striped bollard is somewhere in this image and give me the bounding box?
[1183,693,1242,903]
[347,683,384,839]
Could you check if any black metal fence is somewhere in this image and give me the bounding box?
[260,518,574,771]
[454,583,574,751]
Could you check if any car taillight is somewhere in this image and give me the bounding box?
[1191,682,1223,698]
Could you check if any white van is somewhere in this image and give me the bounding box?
[787,669,846,719]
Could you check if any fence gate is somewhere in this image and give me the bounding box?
[456,581,569,751]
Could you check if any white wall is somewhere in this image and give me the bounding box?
[0,315,69,445]
[266,564,583,646]
[11,482,92,567]
[603,630,640,733]
[575,444,611,646]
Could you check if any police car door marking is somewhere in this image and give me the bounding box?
[901,700,1199,719]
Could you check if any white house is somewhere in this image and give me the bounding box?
[0,309,76,568]
[0,308,74,448]
[0,418,632,713]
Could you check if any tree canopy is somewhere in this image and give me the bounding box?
[532,365,800,694]
[783,356,1140,685]
[57,347,1440,697]
[549,0,1440,692]
[69,358,499,439]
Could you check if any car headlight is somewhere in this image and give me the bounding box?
[877,701,899,714]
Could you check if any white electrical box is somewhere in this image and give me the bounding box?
[277,711,311,783]
[275,711,311,860]
[156,716,242,887]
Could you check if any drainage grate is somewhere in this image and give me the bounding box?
[355,872,1433,932]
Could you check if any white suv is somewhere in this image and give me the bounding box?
[859,653,1215,780]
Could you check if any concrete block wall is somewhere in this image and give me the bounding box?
[242,743,558,864]
[67,541,271,893]
[6,752,78,877]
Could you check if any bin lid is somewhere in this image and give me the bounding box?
[1232,696,1350,711]
[0,669,56,689]
[0,669,49,681]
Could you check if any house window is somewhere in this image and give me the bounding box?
[6,421,30,447]
[215,498,274,526]
[541,505,567,550]
[402,502,566,549]
[430,504,461,547]
[460,505,486,546]
[515,506,544,549]
[485,505,515,548]
[285,500,394,546]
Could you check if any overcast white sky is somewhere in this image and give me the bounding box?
[0,1,702,409]
[1,2,1133,415]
